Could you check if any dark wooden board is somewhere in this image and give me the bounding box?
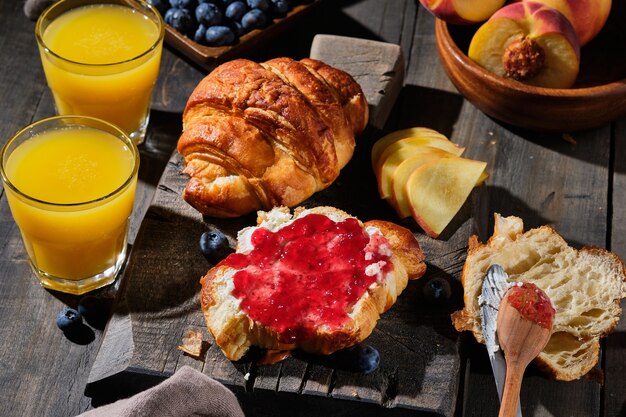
[87,35,467,417]
[88,140,469,417]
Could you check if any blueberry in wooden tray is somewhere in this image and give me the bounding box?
[149,0,324,71]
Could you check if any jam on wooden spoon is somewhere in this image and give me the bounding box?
[496,282,555,417]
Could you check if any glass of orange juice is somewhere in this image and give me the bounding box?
[0,116,140,295]
[35,0,164,144]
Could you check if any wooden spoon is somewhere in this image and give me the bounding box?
[496,283,555,417]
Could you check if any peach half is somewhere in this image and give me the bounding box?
[419,0,506,25]
[513,0,612,46]
[468,1,581,88]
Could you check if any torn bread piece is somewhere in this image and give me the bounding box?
[452,213,626,381]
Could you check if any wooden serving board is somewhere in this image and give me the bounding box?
[87,36,472,417]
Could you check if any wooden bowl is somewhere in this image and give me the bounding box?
[434,2,626,132]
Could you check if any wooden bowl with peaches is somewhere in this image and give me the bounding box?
[431,0,626,132]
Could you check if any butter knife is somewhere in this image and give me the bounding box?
[479,264,522,417]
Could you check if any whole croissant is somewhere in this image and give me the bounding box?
[177,57,368,217]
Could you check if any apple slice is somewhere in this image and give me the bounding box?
[468,2,580,88]
[375,135,465,174]
[371,127,462,168]
[407,157,487,238]
[390,148,454,218]
[377,144,445,198]
[476,170,489,186]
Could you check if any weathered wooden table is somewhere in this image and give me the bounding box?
[1,1,625,416]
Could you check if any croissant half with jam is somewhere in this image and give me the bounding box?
[200,206,426,361]
[177,58,368,217]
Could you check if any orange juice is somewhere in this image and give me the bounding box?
[1,117,139,294]
[36,2,164,142]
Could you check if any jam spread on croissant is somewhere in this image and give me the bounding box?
[224,213,393,344]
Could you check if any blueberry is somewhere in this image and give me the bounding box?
[147,0,170,15]
[241,9,267,31]
[163,7,177,25]
[195,3,223,26]
[169,0,197,9]
[200,230,232,261]
[293,343,380,374]
[354,345,380,374]
[270,0,290,17]
[225,1,247,21]
[229,21,245,37]
[78,295,111,330]
[168,8,195,36]
[246,0,269,12]
[422,277,452,305]
[206,25,236,45]
[56,307,82,332]
[214,0,237,6]
[194,24,208,43]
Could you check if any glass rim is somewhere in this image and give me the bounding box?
[35,0,165,68]
[0,115,140,208]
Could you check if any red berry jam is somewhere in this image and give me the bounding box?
[506,282,555,330]
[224,213,393,344]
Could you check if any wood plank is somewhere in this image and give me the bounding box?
[252,363,281,393]
[406,7,456,93]
[0,3,48,141]
[302,364,333,397]
[605,118,626,417]
[276,357,308,394]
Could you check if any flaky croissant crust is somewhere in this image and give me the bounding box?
[177,58,368,217]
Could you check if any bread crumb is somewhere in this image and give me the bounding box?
[244,372,250,381]
[178,329,208,359]
[562,133,576,145]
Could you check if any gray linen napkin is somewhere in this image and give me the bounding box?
[78,366,245,417]
[24,0,56,20]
